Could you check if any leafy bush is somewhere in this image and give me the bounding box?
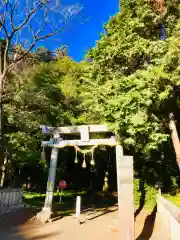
[134,179,157,209]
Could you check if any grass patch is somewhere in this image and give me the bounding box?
[23,181,159,218]
[163,193,180,207]
[23,189,88,199]
[134,179,157,211]
[23,190,117,217]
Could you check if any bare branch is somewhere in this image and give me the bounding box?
[6,0,18,31]
[7,25,64,73]
[6,42,36,74]
[3,38,10,73]
[34,22,47,39]
[13,1,44,33]
[0,25,3,34]
[0,0,6,12]
[37,27,64,41]
[0,0,83,91]
[29,24,36,39]
[0,12,9,38]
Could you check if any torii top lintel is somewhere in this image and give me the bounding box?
[40,124,111,135]
[41,124,118,148]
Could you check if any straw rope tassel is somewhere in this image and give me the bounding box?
[74,148,78,164]
[90,149,95,166]
[82,153,86,168]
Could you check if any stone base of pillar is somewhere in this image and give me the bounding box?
[36,207,52,223]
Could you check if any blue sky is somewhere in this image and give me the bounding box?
[44,0,119,61]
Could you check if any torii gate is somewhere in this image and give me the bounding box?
[37,124,134,240]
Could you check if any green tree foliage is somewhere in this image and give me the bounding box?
[3,0,180,194]
[82,0,180,151]
[79,0,180,188]
[36,47,54,62]
[4,56,83,187]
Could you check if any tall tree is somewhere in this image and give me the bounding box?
[0,0,82,185]
[36,47,53,62]
[81,0,180,171]
[4,56,83,187]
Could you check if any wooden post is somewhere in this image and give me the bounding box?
[76,196,81,220]
[118,156,134,240]
[115,145,123,216]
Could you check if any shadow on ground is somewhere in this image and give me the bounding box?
[0,192,118,239]
[135,180,146,219]
[1,229,62,240]
[0,207,63,240]
[136,205,157,240]
[27,231,62,240]
[23,191,118,220]
[15,231,62,240]
[0,208,37,231]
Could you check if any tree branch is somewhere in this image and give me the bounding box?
[0,0,6,12]
[6,23,65,74]
[6,0,18,32]
[3,38,10,73]
[13,1,44,33]
[0,12,9,38]
[0,0,77,90]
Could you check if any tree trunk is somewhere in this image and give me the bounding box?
[0,155,7,187]
[0,74,4,186]
[169,113,180,169]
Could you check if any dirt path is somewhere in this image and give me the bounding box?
[0,207,167,240]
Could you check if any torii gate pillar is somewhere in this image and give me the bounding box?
[117,154,134,240]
